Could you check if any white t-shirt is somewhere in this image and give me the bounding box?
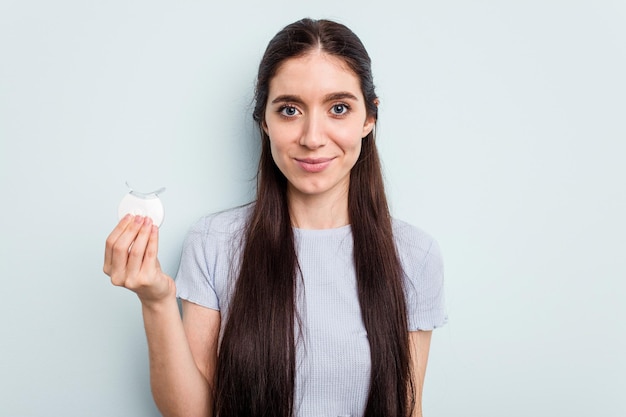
[175,204,447,417]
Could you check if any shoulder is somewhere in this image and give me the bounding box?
[392,219,443,276]
[392,218,440,258]
[187,204,252,236]
[182,204,252,250]
[393,218,447,329]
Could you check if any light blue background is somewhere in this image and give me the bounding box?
[1,1,624,416]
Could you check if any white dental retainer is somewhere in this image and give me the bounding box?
[117,182,166,227]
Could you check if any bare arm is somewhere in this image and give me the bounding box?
[142,296,217,417]
[103,215,218,417]
[181,300,221,397]
[409,330,433,417]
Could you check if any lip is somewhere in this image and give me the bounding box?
[295,157,334,173]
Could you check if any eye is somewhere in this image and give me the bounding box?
[279,105,300,117]
[331,103,350,116]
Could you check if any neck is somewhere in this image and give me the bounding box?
[287,187,349,230]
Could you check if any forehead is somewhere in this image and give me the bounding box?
[268,52,363,99]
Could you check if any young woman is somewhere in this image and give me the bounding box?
[103,18,446,417]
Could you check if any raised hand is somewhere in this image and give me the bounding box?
[103,214,174,305]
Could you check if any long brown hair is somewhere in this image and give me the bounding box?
[215,18,413,417]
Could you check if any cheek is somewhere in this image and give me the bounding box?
[333,124,365,152]
[268,137,289,173]
[268,139,279,159]
[265,120,292,146]
[350,140,363,163]
[266,122,299,160]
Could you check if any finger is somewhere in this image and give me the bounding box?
[107,215,146,275]
[126,217,154,276]
[104,214,133,273]
[142,223,160,270]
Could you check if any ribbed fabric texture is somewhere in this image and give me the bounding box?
[175,205,447,417]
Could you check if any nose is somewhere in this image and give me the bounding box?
[299,111,327,149]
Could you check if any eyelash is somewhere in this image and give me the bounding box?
[278,105,300,118]
[277,103,351,118]
[330,103,350,116]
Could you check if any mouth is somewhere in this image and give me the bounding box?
[295,157,334,173]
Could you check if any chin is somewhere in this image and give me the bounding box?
[292,181,346,198]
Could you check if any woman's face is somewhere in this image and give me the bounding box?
[264,51,375,203]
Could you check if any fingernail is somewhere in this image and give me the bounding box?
[144,217,153,226]
[134,215,143,224]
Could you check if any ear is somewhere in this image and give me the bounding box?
[262,119,269,136]
[361,98,379,137]
[362,115,376,138]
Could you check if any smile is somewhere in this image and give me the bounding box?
[295,157,334,173]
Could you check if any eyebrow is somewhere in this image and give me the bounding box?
[270,91,360,105]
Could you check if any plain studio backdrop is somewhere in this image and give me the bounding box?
[1,1,624,416]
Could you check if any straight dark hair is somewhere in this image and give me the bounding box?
[215,18,414,417]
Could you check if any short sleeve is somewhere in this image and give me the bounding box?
[394,220,448,331]
[175,216,220,310]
